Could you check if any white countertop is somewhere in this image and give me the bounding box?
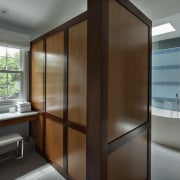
[0,111,38,121]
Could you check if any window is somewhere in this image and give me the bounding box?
[0,46,28,103]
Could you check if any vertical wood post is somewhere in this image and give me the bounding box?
[87,0,108,180]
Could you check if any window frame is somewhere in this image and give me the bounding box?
[0,46,28,105]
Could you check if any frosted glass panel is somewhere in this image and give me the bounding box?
[152,47,180,111]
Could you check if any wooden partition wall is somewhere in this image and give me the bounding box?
[87,0,151,180]
[30,0,151,179]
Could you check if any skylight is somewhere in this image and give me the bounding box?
[152,23,176,37]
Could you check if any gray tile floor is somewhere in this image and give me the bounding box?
[0,150,65,180]
[3,141,179,180]
[152,142,180,180]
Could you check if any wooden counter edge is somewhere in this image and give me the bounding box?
[0,114,38,127]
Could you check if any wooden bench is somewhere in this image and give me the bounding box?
[0,133,23,159]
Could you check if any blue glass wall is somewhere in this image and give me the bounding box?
[152,47,180,111]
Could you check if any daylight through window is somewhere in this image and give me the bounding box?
[0,46,23,101]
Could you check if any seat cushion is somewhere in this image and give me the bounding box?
[0,133,23,146]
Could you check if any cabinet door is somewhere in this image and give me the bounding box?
[31,40,44,111]
[30,114,44,151]
[46,32,64,118]
[68,128,86,180]
[45,117,63,168]
[68,20,87,126]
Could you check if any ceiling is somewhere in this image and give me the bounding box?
[0,0,179,42]
[0,0,87,40]
[130,0,180,42]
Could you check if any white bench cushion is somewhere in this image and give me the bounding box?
[0,133,23,146]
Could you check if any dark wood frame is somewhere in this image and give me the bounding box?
[87,0,108,180]
[63,28,68,174]
[107,123,150,154]
[148,22,152,180]
[43,38,46,154]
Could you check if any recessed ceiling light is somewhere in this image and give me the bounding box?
[152,23,176,36]
[0,8,8,15]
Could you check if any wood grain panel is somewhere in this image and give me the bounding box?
[31,40,44,111]
[30,114,44,151]
[68,128,86,180]
[45,117,63,168]
[68,20,87,126]
[108,131,147,180]
[108,0,149,142]
[46,32,64,118]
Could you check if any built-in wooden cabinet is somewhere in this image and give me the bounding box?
[30,19,87,179]
[30,1,151,179]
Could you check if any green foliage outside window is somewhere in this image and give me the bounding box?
[0,48,21,100]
